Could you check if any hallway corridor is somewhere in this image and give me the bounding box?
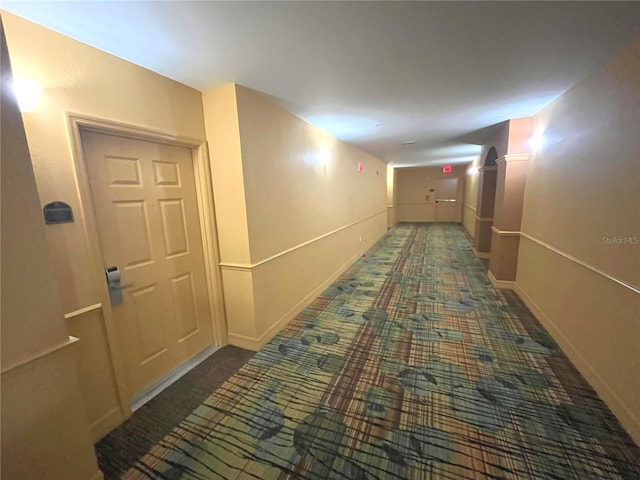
[115,224,639,480]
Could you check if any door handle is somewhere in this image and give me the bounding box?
[105,266,133,305]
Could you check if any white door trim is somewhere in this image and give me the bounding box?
[65,112,228,410]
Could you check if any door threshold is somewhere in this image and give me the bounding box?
[131,345,219,412]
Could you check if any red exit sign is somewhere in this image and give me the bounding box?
[442,165,452,174]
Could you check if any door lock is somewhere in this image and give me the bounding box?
[105,266,133,305]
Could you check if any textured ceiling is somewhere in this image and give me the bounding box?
[3,1,639,166]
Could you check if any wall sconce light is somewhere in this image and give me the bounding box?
[12,77,41,112]
[318,149,332,165]
[528,133,546,150]
[304,149,332,166]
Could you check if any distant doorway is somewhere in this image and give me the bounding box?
[434,177,459,222]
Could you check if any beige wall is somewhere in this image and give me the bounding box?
[1,19,102,479]
[462,157,480,238]
[395,165,465,222]
[516,37,640,443]
[204,84,387,349]
[201,84,250,266]
[506,117,533,155]
[237,86,386,263]
[493,157,528,232]
[2,12,210,439]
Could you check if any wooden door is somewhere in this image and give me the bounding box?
[82,131,213,395]
[435,177,459,222]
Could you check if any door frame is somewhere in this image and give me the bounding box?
[65,112,228,408]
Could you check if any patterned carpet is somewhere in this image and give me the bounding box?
[122,223,640,480]
[96,346,254,479]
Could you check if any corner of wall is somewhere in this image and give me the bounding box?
[202,83,252,267]
[208,86,387,349]
[1,17,101,479]
[462,159,480,238]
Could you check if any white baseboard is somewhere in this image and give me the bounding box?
[471,246,490,259]
[130,345,219,411]
[487,270,516,290]
[512,282,640,445]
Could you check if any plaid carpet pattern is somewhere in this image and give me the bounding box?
[96,346,255,479]
[123,223,640,479]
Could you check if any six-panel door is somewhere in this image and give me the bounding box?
[82,131,213,396]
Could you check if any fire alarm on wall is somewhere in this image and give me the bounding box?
[357,162,364,173]
[442,165,452,174]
